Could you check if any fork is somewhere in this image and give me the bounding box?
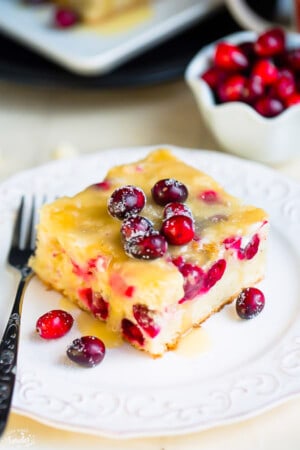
[0,197,39,437]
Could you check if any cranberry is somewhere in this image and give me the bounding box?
[124,286,135,298]
[204,259,226,291]
[254,96,284,117]
[121,319,144,346]
[223,236,242,250]
[236,287,265,319]
[255,28,285,57]
[161,215,194,246]
[125,232,168,259]
[67,336,105,367]
[163,202,193,220]
[199,190,220,203]
[178,263,205,302]
[36,310,73,339]
[274,74,296,101]
[92,292,109,320]
[151,179,188,206]
[242,234,260,260]
[54,8,79,28]
[121,215,153,241]
[242,76,265,103]
[93,180,111,190]
[78,288,109,320]
[133,304,160,338]
[285,92,300,107]
[239,41,256,62]
[252,59,279,85]
[279,68,294,79]
[201,67,228,90]
[214,42,249,71]
[217,75,247,102]
[108,185,146,219]
[287,49,300,72]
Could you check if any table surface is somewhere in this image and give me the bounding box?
[1,79,300,449]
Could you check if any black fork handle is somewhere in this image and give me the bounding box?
[0,268,32,437]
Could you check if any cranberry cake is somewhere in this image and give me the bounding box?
[30,149,268,356]
[54,0,145,22]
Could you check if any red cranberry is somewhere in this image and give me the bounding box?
[78,288,109,320]
[279,68,294,79]
[161,215,194,246]
[36,310,73,339]
[214,42,249,71]
[163,202,193,220]
[121,215,153,241]
[92,292,109,320]
[204,259,226,292]
[93,180,111,190]
[217,75,247,102]
[121,319,144,346]
[236,287,265,319]
[199,190,220,203]
[287,49,300,72]
[255,28,285,57]
[125,232,168,259]
[172,255,185,270]
[133,304,160,338]
[151,179,188,206]
[239,41,256,62]
[254,96,284,117]
[178,263,205,302]
[285,92,300,107]
[223,236,242,250]
[108,185,146,219]
[242,234,260,260]
[242,76,265,103]
[252,59,279,85]
[274,74,296,101]
[54,8,79,28]
[67,336,105,367]
[201,67,228,90]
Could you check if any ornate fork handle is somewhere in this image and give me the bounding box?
[0,268,32,434]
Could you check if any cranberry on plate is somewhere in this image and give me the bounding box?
[36,310,74,339]
[236,287,265,319]
[67,336,106,367]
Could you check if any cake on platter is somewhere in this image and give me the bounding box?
[53,0,146,23]
[30,149,268,356]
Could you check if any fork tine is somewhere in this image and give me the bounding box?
[24,197,36,251]
[11,196,24,248]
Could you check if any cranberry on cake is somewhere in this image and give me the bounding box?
[30,149,269,357]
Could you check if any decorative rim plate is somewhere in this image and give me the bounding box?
[0,0,222,75]
[1,146,300,438]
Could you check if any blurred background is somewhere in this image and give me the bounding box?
[0,0,298,180]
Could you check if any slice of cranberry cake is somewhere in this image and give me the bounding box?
[54,0,145,23]
[30,149,268,356]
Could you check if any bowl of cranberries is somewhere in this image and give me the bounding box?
[185,28,300,163]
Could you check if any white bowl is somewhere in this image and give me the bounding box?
[185,31,300,164]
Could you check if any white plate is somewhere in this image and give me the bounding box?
[1,146,300,438]
[0,0,222,75]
